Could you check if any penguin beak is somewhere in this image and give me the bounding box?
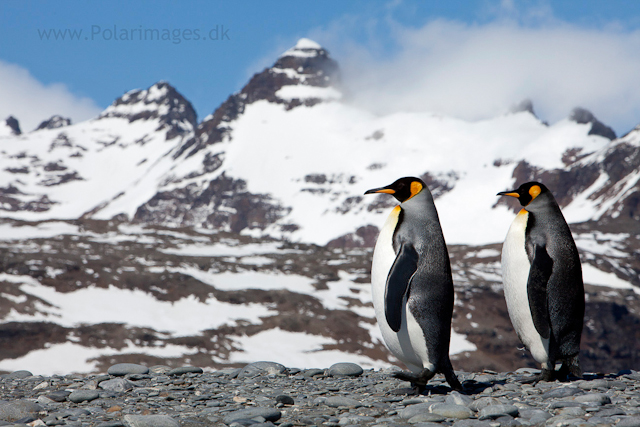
[365,187,395,195]
[497,190,520,198]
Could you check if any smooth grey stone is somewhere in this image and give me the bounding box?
[223,408,282,423]
[3,371,33,380]
[275,395,294,405]
[574,393,611,405]
[413,423,445,427]
[518,409,552,420]
[45,390,71,402]
[548,401,583,409]
[68,390,99,403]
[470,397,502,412]
[237,362,287,379]
[167,366,203,375]
[587,416,618,426]
[478,404,519,420]
[556,407,586,417]
[99,378,134,392]
[446,391,473,407]
[338,415,375,424]
[596,408,626,417]
[0,400,43,422]
[541,387,582,399]
[303,369,324,378]
[325,396,363,408]
[578,379,609,390]
[452,420,493,427]
[400,403,434,419]
[328,363,363,377]
[408,413,446,423]
[618,417,640,427]
[107,363,149,376]
[431,403,473,419]
[123,415,179,427]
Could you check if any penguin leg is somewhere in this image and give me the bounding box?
[441,358,463,391]
[558,354,582,381]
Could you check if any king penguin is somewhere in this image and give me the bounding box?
[497,181,584,381]
[365,177,462,391]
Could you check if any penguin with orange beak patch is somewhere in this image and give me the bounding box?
[498,181,584,382]
[365,177,461,391]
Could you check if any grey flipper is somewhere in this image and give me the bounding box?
[385,243,418,332]
[527,244,553,339]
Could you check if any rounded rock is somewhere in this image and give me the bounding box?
[430,403,473,419]
[469,397,502,412]
[446,391,473,407]
[451,420,493,427]
[478,404,519,420]
[107,363,149,376]
[123,414,179,427]
[618,417,640,427]
[574,393,611,405]
[237,361,287,379]
[275,395,295,405]
[400,403,434,419]
[408,413,446,423]
[223,407,282,424]
[4,370,33,379]
[167,366,203,376]
[324,396,363,408]
[0,400,43,422]
[99,378,134,392]
[68,389,100,403]
[328,362,363,377]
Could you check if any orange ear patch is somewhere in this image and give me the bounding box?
[529,185,541,200]
[409,181,423,198]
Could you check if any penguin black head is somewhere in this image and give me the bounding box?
[364,177,426,203]
[497,181,550,207]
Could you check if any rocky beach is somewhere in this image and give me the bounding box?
[0,361,638,427]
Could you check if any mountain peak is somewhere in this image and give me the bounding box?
[569,107,616,140]
[99,81,197,140]
[0,116,21,137]
[179,39,340,158]
[35,115,71,131]
[279,38,324,58]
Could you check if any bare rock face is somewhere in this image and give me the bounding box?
[4,116,21,135]
[35,115,71,131]
[570,107,617,140]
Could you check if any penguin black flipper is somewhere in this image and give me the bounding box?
[527,244,553,339]
[385,243,419,332]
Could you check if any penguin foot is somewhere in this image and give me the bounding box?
[517,368,555,384]
[558,355,583,381]
[391,368,435,386]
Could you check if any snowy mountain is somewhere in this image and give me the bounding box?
[0,38,639,375]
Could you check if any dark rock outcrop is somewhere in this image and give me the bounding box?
[4,116,21,135]
[35,115,71,131]
[570,107,617,140]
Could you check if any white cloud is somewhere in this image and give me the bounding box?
[311,6,640,135]
[0,60,102,133]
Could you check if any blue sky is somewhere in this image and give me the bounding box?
[2,0,640,134]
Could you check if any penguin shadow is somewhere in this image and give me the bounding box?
[389,376,502,396]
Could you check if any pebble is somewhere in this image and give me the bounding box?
[0,363,637,426]
[328,363,364,377]
[67,390,99,403]
[107,363,149,376]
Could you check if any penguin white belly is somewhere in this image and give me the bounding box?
[501,210,550,365]
[371,206,432,372]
